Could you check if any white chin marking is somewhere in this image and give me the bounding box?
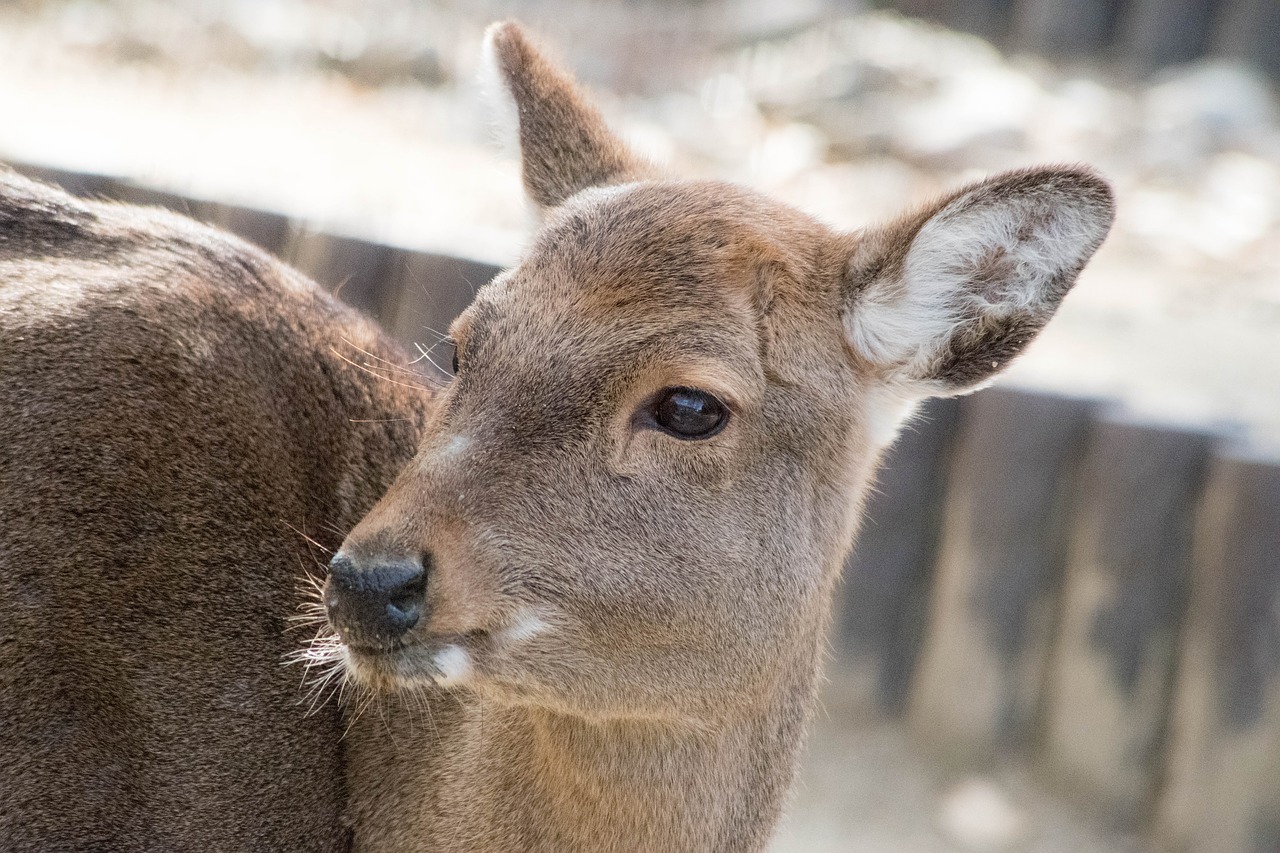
[433,645,473,688]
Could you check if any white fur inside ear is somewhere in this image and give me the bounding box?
[845,186,1108,382]
[479,25,521,161]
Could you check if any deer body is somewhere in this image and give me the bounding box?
[0,175,430,850]
[0,21,1114,853]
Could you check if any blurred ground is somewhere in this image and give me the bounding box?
[0,1,1271,848]
[773,688,1154,853]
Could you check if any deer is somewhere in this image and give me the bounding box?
[0,19,1114,853]
[0,166,427,848]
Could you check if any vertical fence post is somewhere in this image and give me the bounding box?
[7,162,118,199]
[895,0,1019,42]
[1213,0,1280,78]
[908,389,1094,766]
[1155,452,1280,853]
[1011,0,1128,56]
[835,396,962,716]
[203,203,293,259]
[1117,0,1219,70]
[386,250,499,354]
[109,182,212,220]
[1037,417,1211,826]
[287,230,402,325]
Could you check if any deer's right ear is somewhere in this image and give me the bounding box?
[482,21,652,213]
[840,166,1115,396]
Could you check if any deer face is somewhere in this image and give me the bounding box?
[321,23,1114,724]
[327,182,857,721]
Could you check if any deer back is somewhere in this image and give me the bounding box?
[0,169,431,851]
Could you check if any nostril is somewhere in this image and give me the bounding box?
[387,573,426,614]
[384,570,427,629]
[326,552,430,647]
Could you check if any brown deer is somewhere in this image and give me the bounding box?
[322,23,1115,852]
[0,20,1113,853]
[0,170,428,848]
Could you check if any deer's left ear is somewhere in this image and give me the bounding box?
[483,21,653,213]
[841,166,1115,395]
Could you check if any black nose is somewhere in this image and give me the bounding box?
[325,553,428,648]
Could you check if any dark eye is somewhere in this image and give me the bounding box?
[450,342,459,374]
[652,387,729,440]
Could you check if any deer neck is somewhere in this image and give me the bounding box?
[450,691,809,853]
[365,642,820,853]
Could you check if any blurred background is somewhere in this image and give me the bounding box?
[2,1,1277,851]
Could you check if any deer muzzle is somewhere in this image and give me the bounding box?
[325,552,430,649]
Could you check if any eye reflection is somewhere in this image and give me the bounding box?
[651,387,728,439]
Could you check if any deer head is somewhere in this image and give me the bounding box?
[322,17,1113,744]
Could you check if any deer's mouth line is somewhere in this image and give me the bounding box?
[341,631,489,690]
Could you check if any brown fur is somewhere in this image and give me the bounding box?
[0,173,431,850]
[0,20,1114,853]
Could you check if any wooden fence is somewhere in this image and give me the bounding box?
[840,393,1280,852]
[888,0,1280,77]
[12,162,1280,853]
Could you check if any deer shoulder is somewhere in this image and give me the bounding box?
[0,168,431,851]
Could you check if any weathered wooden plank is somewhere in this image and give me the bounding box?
[1037,416,1212,826]
[894,0,1017,42]
[5,161,117,199]
[1155,452,1280,853]
[288,230,402,324]
[908,389,1095,766]
[110,182,212,219]
[1117,0,1218,70]
[202,202,293,258]
[1011,0,1127,55]
[386,250,501,354]
[945,0,1019,43]
[886,0,955,25]
[835,396,962,716]
[1213,0,1280,78]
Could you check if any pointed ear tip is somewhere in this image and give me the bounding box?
[482,20,529,70]
[483,20,524,46]
[1059,163,1114,197]
[1027,164,1116,210]
[1059,167,1118,238]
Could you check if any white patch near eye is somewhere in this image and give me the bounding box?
[433,645,473,688]
[500,609,550,644]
